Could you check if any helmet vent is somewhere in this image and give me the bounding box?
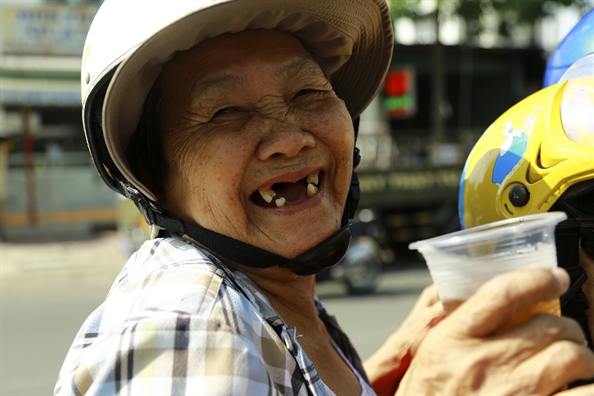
[527,145,545,183]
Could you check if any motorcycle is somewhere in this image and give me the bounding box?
[316,208,393,294]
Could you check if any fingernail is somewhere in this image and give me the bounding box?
[552,267,570,290]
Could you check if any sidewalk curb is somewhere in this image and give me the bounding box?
[1,232,130,289]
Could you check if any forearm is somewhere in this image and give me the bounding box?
[364,285,445,396]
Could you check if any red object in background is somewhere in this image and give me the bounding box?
[385,69,412,97]
[383,67,416,118]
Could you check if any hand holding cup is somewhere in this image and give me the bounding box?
[396,212,594,393]
[395,266,594,394]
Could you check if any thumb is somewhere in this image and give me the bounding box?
[443,266,569,337]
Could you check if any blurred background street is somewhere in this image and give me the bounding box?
[1,0,592,395]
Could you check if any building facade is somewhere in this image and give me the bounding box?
[0,1,116,240]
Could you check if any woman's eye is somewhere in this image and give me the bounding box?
[213,107,233,117]
[294,89,313,99]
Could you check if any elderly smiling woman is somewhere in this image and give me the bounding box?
[55,1,594,395]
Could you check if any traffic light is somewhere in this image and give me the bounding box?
[384,67,416,118]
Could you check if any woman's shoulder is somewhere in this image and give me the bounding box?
[125,236,216,272]
[54,237,293,395]
[102,237,247,320]
[82,236,282,341]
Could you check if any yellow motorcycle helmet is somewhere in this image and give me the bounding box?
[459,53,594,230]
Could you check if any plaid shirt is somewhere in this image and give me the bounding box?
[54,236,373,395]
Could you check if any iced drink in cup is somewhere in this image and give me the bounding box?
[409,212,567,332]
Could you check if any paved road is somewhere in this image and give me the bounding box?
[1,233,431,395]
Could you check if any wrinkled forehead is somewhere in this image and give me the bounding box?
[155,29,329,124]
[158,30,324,96]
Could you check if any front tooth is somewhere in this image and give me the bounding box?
[307,183,318,197]
[258,188,276,203]
[275,197,286,207]
[306,173,319,185]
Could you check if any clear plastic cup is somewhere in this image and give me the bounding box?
[409,212,567,331]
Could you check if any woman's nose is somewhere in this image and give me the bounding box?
[255,118,316,160]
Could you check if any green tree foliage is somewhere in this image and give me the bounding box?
[389,0,592,45]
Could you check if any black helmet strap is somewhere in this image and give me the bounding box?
[127,116,362,276]
[555,225,593,350]
[341,117,362,227]
[342,146,361,227]
[124,140,360,276]
[125,177,355,276]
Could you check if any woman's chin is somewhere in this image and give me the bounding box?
[277,227,340,259]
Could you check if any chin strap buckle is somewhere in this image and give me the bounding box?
[121,182,185,237]
[122,183,161,225]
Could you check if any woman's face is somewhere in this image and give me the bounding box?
[157,29,354,259]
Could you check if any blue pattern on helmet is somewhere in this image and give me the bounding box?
[492,131,529,185]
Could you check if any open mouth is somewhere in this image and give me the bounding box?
[251,172,321,208]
